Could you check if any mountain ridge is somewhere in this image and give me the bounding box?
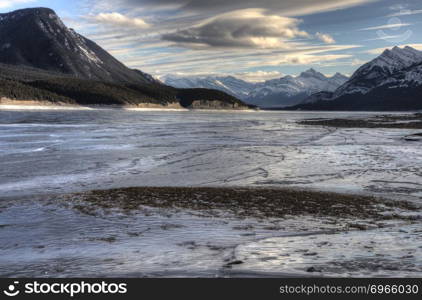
[0,7,250,109]
[0,7,153,84]
[163,69,349,108]
[290,46,422,111]
[247,69,348,107]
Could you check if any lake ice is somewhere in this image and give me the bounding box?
[1,109,421,277]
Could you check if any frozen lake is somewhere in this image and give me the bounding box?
[1,109,421,200]
[1,109,422,277]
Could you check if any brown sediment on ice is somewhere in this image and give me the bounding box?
[299,113,422,129]
[63,186,419,221]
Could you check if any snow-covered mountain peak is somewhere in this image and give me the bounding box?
[332,72,348,80]
[163,69,348,108]
[246,70,348,107]
[370,46,422,72]
[299,68,327,80]
[325,45,422,99]
[162,74,256,99]
[332,46,422,97]
[0,7,154,83]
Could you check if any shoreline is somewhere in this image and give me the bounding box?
[0,99,188,111]
[2,102,418,114]
[0,102,257,112]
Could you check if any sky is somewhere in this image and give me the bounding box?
[1,0,422,81]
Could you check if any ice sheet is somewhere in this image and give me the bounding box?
[0,110,421,201]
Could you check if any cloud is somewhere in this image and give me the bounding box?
[158,70,283,82]
[90,12,150,29]
[365,44,422,55]
[120,0,378,17]
[275,54,352,65]
[139,51,354,76]
[360,23,411,31]
[162,9,309,49]
[364,34,410,41]
[108,43,361,76]
[0,0,34,9]
[351,58,366,65]
[80,0,370,75]
[234,70,283,82]
[388,9,422,17]
[316,32,335,44]
[388,4,408,11]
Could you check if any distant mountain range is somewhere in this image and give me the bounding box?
[247,70,349,108]
[163,75,255,100]
[0,7,249,109]
[291,46,422,111]
[165,46,422,111]
[162,69,349,108]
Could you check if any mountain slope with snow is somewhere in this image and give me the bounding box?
[0,7,250,109]
[162,75,256,99]
[333,46,422,97]
[0,8,152,84]
[246,69,348,107]
[292,46,422,111]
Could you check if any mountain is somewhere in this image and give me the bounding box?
[163,69,348,108]
[162,75,256,99]
[246,69,348,108]
[0,8,154,84]
[292,46,422,111]
[333,46,422,98]
[0,8,249,109]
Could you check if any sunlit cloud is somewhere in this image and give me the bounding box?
[89,12,150,29]
[364,44,422,55]
[258,54,353,66]
[73,0,393,76]
[0,0,35,8]
[360,23,412,31]
[234,70,283,82]
[116,0,379,17]
[316,32,335,44]
[388,9,422,17]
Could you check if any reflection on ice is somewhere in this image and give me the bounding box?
[233,225,422,277]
